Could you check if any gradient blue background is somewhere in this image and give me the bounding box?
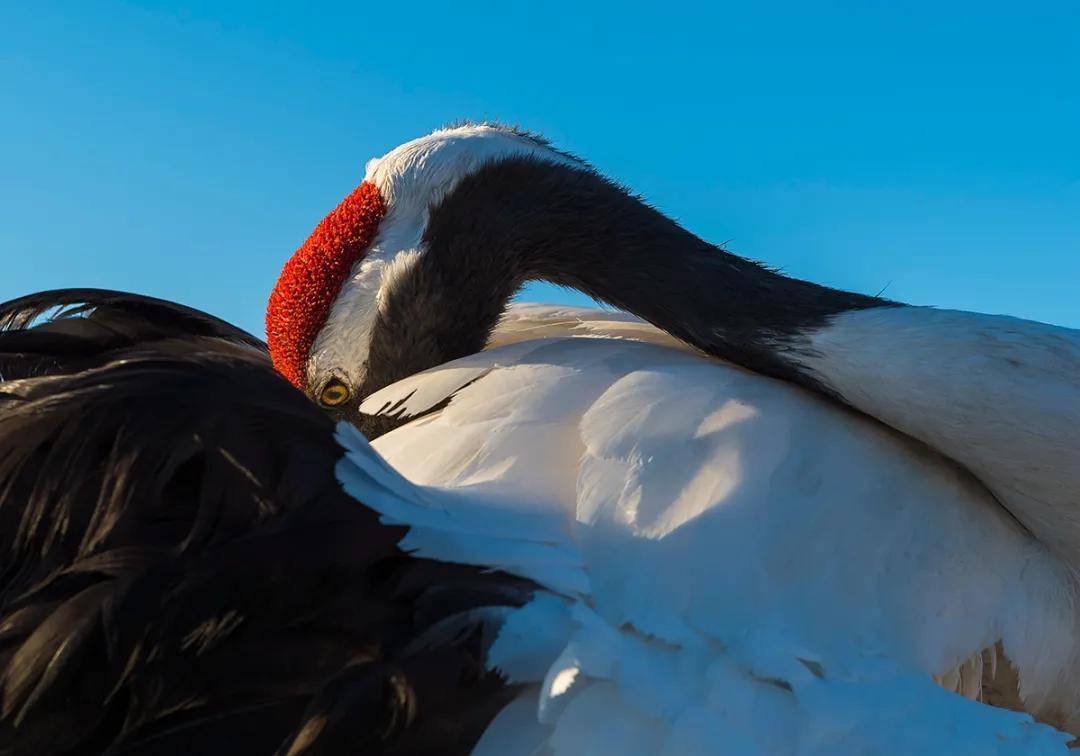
[3,1,1078,336]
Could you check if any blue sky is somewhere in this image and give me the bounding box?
[2,1,1077,335]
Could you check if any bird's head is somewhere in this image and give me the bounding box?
[266,123,585,418]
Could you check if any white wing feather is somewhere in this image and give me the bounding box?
[337,306,1078,753]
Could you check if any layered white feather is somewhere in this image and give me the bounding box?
[337,305,1080,753]
[793,306,1080,568]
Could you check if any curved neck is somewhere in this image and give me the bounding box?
[362,157,892,398]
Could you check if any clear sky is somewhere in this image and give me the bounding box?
[2,1,1078,336]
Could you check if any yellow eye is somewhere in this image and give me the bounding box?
[318,379,351,407]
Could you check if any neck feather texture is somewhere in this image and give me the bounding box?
[363,157,893,397]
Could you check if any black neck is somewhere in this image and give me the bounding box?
[362,157,891,398]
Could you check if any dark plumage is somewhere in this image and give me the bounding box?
[362,156,894,400]
[0,290,530,755]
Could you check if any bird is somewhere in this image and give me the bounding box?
[260,123,1080,749]
[2,290,1073,754]
[266,122,1079,569]
[2,122,1074,753]
[0,289,534,755]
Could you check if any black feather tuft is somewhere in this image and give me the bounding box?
[0,289,532,755]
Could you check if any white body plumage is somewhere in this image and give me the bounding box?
[338,304,1079,754]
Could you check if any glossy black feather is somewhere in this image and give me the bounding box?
[0,289,263,383]
[0,289,530,755]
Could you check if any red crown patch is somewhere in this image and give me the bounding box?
[266,181,386,390]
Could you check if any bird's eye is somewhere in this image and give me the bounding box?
[318,379,351,407]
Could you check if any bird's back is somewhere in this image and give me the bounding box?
[357,303,1080,744]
